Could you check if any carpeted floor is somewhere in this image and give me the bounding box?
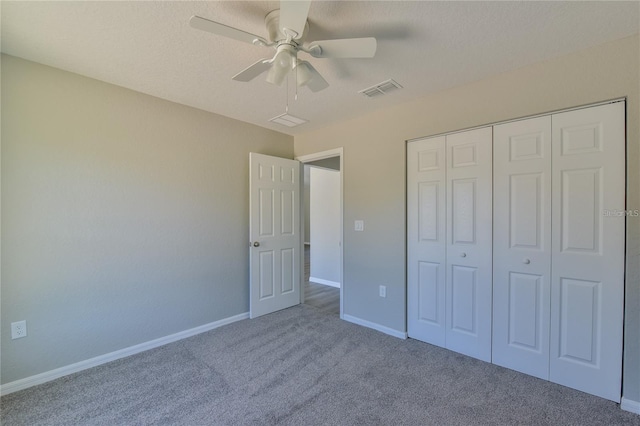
[2,302,640,425]
[304,245,340,316]
[2,249,639,425]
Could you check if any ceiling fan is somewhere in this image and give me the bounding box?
[190,0,377,93]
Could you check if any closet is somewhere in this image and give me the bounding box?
[407,127,493,362]
[492,102,625,401]
[407,101,625,402]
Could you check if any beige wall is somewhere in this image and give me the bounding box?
[1,55,293,384]
[294,35,640,401]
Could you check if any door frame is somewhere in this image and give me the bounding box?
[296,147,344,319]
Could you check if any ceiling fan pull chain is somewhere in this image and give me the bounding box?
[295,64,299,101]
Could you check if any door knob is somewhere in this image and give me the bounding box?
[523,258,531,264]
[253,241,260,247]
[460,252,467,258]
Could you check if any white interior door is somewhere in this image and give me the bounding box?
[445,127,493,362]
[492,116,552,379]
[549,102,625,402]
[249,153,301,319]
[407,136,447,346]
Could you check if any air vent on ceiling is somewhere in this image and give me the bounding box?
[359,79,403,98]
[269,113,308,128]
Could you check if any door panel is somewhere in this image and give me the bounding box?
[550,102,625,402]
[508,272,543,350]
[407,137,447,346]
[418,261,440,323]
[281,248,295,293]
[445,127,493,362]
[558,277,600,364]
[250,153,301,318]
[451,179,476,244]
[493,116,552,379]
[510,173,543,249]
[259,189,275,236]
[450,265,477,334]
[560,168,601,253]
[281,190,295,235]
[259,251,275,298]
[418,182,440,241]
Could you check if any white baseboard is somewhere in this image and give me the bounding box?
[309,277,341,288]
[343,314,407,339]
[621,397,640,415]
[0,312,249,396]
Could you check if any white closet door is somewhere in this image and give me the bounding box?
[445,127,493,362]
[549,102,625,402]
[407,136,447,346]
[492,116,552,379]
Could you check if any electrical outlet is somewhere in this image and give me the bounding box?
[11,320,27,339]
[379,285,387,298]
[355,220,364,231]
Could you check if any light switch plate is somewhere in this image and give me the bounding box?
[379,285,387,298]
[355,220,364,231]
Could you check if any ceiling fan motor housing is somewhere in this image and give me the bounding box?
[265,9,309,43]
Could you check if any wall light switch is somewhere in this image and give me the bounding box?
[355,220,364,231]
[379,285,387,298]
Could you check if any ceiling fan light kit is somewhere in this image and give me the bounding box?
[295,61,313,87]
[189,0,377,93]
[265,44,296,86]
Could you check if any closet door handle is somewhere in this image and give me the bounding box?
[460,252,467,258]
[523,258,531,264]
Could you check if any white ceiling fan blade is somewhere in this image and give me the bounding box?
[232,59,273,82]
[279,0,311,38]
[302,62,329,92]
[309,37,377,58]
[190,15,268,46]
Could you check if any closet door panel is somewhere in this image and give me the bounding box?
[492,116,552,379]
[446,127,493,362]
[550,102,625,402]
[407,137,447,346]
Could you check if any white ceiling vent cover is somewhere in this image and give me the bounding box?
[269,113,308,128]
[359,79,403,98]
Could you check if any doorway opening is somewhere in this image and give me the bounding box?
[297,148,343,318]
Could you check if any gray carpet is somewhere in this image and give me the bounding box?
[2,301,639,425]
[303,244,340,316]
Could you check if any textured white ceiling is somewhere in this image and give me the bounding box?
[2,1,638,135]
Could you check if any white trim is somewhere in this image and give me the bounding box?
[0,312,249,396]
[296,147,343,163]
[309,277,341,288]
[407,97,627,143]
[296,147,344,320]
[621,397,640,415]
[343,314,408,339]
